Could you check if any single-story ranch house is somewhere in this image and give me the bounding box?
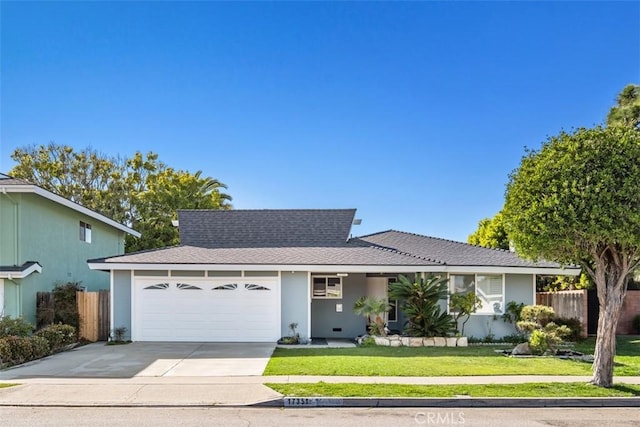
[88,209,579,342]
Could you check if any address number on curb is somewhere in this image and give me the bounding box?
[284,397,344,407]
[284,397,318,407]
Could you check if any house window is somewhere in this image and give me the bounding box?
[79,221,92,243]
[449,274,504,314]
[312,276,342,299]
[387,278,398,322]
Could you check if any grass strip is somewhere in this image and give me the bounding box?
[0,383,18,389]
[266,382,640,398]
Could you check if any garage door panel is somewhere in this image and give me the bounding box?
[134,278,279,342]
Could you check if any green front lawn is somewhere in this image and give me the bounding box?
[0,383,17,389]
[267,382,640,398]
[264,336,640,377]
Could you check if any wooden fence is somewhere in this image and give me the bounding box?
[536,290,588,338]
[77,291,110,342]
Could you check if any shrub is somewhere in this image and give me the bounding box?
[30,336,51,359]
[519,305,555,328]
[0,316,34,338]
[528,323,572,355]
[502,333,528,344]
[35,323,77,352]
[388,275,455,337]
[52,282,81,331]
[0,338,11,365]
[553,317,583,342]
[633,314,640,334]
[449,292,482,336]
[2,336,34,365]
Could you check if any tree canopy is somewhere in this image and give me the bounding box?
[503,125,640,387]
[606,84,640,130]
[467,211,509,250]
[9,143,232,252]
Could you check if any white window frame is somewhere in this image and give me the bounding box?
[80,221,92,243]
[448,273,505,315]
[311,275,343,299]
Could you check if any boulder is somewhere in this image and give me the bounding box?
[433,337,446,347]
[446,337,458,347]
[401,337,411,346]
[390,339,402,347]
[457,337,468,347]
[423,338,435,347]
[374,336,390,346]
[512,342,532,356]
[409,337,424,347]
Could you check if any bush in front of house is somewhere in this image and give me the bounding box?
[29,335,51,359]
[0,336,34,365]
[0,316,34,338]
[553,317,583,342]
[35,323,77,352]
[517,305,571,355]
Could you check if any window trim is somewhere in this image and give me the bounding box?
[447,273,505,315]
[79,221,92,243]
[311,275,343,299]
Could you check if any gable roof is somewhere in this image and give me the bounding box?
[178,209,356,248]
[89,211,578,275]
[0,173,140,237]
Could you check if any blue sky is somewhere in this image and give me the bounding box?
[1,1,638,242]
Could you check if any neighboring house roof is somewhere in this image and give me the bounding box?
[88,210,579,275]
[0,173,140,237]
[0,261,43,279]
[178,209,357,248]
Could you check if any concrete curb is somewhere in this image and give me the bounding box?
[257,397,640,408]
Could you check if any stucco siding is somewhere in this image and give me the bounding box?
[311,273,366,338]
[113,270,132,339]
[0,194,125,323]
[462,273,533,339]
[280,271,309,340]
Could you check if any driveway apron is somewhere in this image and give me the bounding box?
[0,342,276,379]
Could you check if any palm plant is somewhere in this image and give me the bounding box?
[388,274,455,337]
[353,296,391,336]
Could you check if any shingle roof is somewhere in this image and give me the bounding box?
[89,209,575,272]
[178,209,357,248]
[358,230,561,268]
[0,174,31,186]
[0,261,41,272]
[89,244,439,266]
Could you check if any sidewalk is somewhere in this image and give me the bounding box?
[1,375,639,407]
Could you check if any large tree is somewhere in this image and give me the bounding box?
[10,143,232,252]
[607,84,640,129]
[503,125,640,387]
[467,211,509,250]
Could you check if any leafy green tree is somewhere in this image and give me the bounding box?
[388,275,455,337]
[448,292,481,336]
[504,125,640,387]
[468,211,510,250]
[607,84,640,129]
[9,143,232,252]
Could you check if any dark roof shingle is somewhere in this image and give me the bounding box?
[178,209,357,248]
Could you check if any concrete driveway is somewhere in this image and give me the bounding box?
[0,342,276,380]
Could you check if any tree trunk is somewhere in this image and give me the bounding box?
[589,251,629,388]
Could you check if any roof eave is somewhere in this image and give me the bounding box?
[0,184,141,237]
[87,262,580,276]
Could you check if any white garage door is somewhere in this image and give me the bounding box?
[133,277,280,342]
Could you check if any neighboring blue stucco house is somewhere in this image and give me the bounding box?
[88,209,579,342]
[0,173,139,324]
